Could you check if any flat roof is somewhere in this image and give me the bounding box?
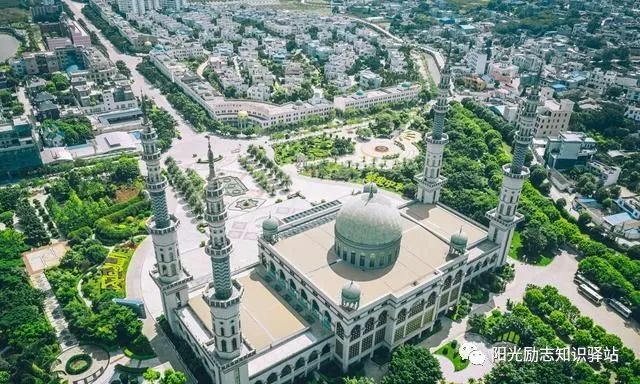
[272,203,487,308]
[188,272,309,351]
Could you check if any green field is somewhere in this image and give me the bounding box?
[434,341,470,371]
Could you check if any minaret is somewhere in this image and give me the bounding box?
[203,138,244,362]
[141,95,189,332]
[415,45,451,204]
[486,66,541,265]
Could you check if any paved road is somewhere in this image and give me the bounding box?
[64,0,199,144]
[422,250,640,359]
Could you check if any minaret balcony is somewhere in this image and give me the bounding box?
[502,164,530,179]
[206,280,244,308]
[485,208,524,228]
[147,215,180,234]
[145,178,168,192]
[426,132,449,145]
[205,211,227,222]
[206,242,233,258]
[142,151,161,161]
[414,174,447,188]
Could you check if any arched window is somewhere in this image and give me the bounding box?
[280,365,292,377]
[231,325,236,335]
[221,340,227,352]
[321,344,331,355]
[312,300,320,313]
[232,338,238,351]
[466,268,472,276]
[427,292,436,306]
[482,259,489,268]
[300,290,308,302]
[279,269,286,281]
[396,309,406,323]
[474,264,480,272]
[377,311,387,326]
[220,327,225,336]
[350,325,361,340]
[336,323,345,339]
[309,351,318,362]
[409,299,425,317]
[324,310,331,324]
[443,276,452,289]
[364,318,375,334]
[269,261,276,272]
[490,254,497,263]
[454,270,462,284]
[289,278,296,291]
[267,373,277,384]
[295,357,305,370]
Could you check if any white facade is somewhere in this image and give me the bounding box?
[535,98,574,138]
[625,105,640,122]
[333,83,420,112]
[466,50,487,75]
[587,160,621,187]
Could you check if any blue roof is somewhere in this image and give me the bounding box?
[604,212,634,225]
[552,84,567,90]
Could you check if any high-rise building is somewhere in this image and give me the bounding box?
[0,117,43,177]
[141,97,191,333]
[485,69,540,265]
[415,49,451,204]
[160,0,185,12]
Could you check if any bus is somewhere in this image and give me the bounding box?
[606,298,632,319]
[578,283,603,305]
[574,273,601,293]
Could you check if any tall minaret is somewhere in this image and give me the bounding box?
[203,139,244,363]
[141,95,189,332]
[486,66,541,265]
[415,46,452,204]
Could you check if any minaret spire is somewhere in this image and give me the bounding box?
[414,43,451,204]
[142,93,190,333]
[485,62,541,265]
[203,139,244,361]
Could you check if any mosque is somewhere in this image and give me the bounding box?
[140,56,538,384]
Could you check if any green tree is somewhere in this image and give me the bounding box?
[159,369,187,384]
[520,226,547,261]
[381,345,442,384]
[344,378,375,384]
[143,369,161,383]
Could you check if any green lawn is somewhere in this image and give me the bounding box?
[434,341,470,371]
[498,330,521,344]
[508,231,554,266]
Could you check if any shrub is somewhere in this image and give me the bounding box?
[65,353,92,375]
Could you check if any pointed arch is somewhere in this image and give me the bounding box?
[377,310,388,326]
[443,275,452,289]
[427,292,437,306]
[364,318,375,334]
[454,270,463,284]
[280,365,292,377]
[336,322,345,339]
[321,344,331,355]
[350,325,361,340]
[396,308,407,323]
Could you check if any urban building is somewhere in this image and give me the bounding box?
[587,160,621,187]
[534,98,574,138]
[333,83,420,112]
[543,131,597,170]
[0,117,42,176]
[466,50,487,75]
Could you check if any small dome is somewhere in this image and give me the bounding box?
[262,216,279,231]
[144,40,152,47]
[335,188,402,248]
[238,110,248,119]
[342,281,361,301]
[451,230,468,249]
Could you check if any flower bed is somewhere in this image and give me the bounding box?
[65,353,93,375]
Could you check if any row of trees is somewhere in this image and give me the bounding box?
[165,157,205,216]
[0,246,58,383]
[15,199,50,247]
[240,145,292,194]
[469,285,639,384]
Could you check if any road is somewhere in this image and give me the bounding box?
[422,249,640,375]
[64,0,199,143]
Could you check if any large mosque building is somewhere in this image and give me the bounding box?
[140,55,538,384]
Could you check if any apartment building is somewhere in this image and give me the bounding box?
[0,117,42,175]
[333,83,420,112]
[543,131,597,170]
[535,98,574,138]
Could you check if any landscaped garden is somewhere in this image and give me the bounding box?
[508,231,554,266]
[273,134,355,164]
[165,157,205,217]
[434,340,470,371]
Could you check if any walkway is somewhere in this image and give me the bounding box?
[30,273,78,350]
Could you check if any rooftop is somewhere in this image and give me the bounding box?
[271,203,488,309]
[187,272,309,351]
